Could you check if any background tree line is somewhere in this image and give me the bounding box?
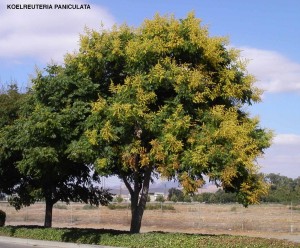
[261,173,300,204]
[167,173,300,204]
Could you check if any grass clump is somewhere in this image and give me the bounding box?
[82,205,98,210]
[230,206,237,212]
[107,204,129,210]
[145,204,175,211]
[54,204,67,210]
[0,226,299,248]
[289,206,300,211]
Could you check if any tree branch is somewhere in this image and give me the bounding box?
[139,166,152,205]
[122,175,134,196]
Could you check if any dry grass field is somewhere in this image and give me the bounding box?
[1,201,300,243]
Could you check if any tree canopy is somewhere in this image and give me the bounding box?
[66,13,272,233]
[0,84,27,197]
[0,65,112,227]
[0,84,26,128]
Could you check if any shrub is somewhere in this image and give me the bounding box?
[0,210,6,227]
[107,204,129,210]
[170,195,178,202]
[168,188,184,201]
[289,206,300,211]
[146,204,175,211]
[183,195,192,203]
[82,204,98,210]
[231,206,237,212]
[193,194,204,202]
[155,195,165,202]
[54,203,67,209]
[115,195,123,203]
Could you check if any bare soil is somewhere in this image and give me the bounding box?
[1,202,300,243]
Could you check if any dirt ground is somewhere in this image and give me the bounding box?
[1,202,300,243]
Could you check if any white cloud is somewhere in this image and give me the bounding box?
[240,47,300,93]
[273,134,300,145]
[0,0,115,63]
[259,133,300,178]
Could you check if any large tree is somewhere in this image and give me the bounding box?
[0,84,26,196]
[67,13,272,233]
[0,65,112,227]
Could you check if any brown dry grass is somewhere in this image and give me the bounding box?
[1,201,300,243]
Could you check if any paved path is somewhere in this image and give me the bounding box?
[0,240,61,248]
[0,236,121,248]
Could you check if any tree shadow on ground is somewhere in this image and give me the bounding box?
[61,228,129,244]
[1,225,41,237]
[1,225,129,245]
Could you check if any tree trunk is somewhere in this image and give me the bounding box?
[124,167,151,234]
[44,198,54,227]
[130,191,144,233]
[130,204,141,232]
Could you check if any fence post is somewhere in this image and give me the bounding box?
[290,201,293,233]
[98,205,101,224]
[70,202,73,225]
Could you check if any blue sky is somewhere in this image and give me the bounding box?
[1,0,300,181]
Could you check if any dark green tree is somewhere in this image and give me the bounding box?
[0,65,112,227]
[0,84,27,198]
[263,173,298,203]
[214,189,236,203]
[0,84,26,127]
[155,195,165,202]
[168,188,184,202]
[67,13,272,233]
[293,177,300,201]
[194,189,236,203]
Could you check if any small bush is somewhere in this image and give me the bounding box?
[146,204,175,211]
[82,205,98,210]
[170,195,178,202]
[54,204,67,210]
[0,209,6,227]
[115,195,123,203]
[289,206,300,211]
[231,206,237,212]
[155,195,165,202]
[183,195,192,203]
[107,204,129,210]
